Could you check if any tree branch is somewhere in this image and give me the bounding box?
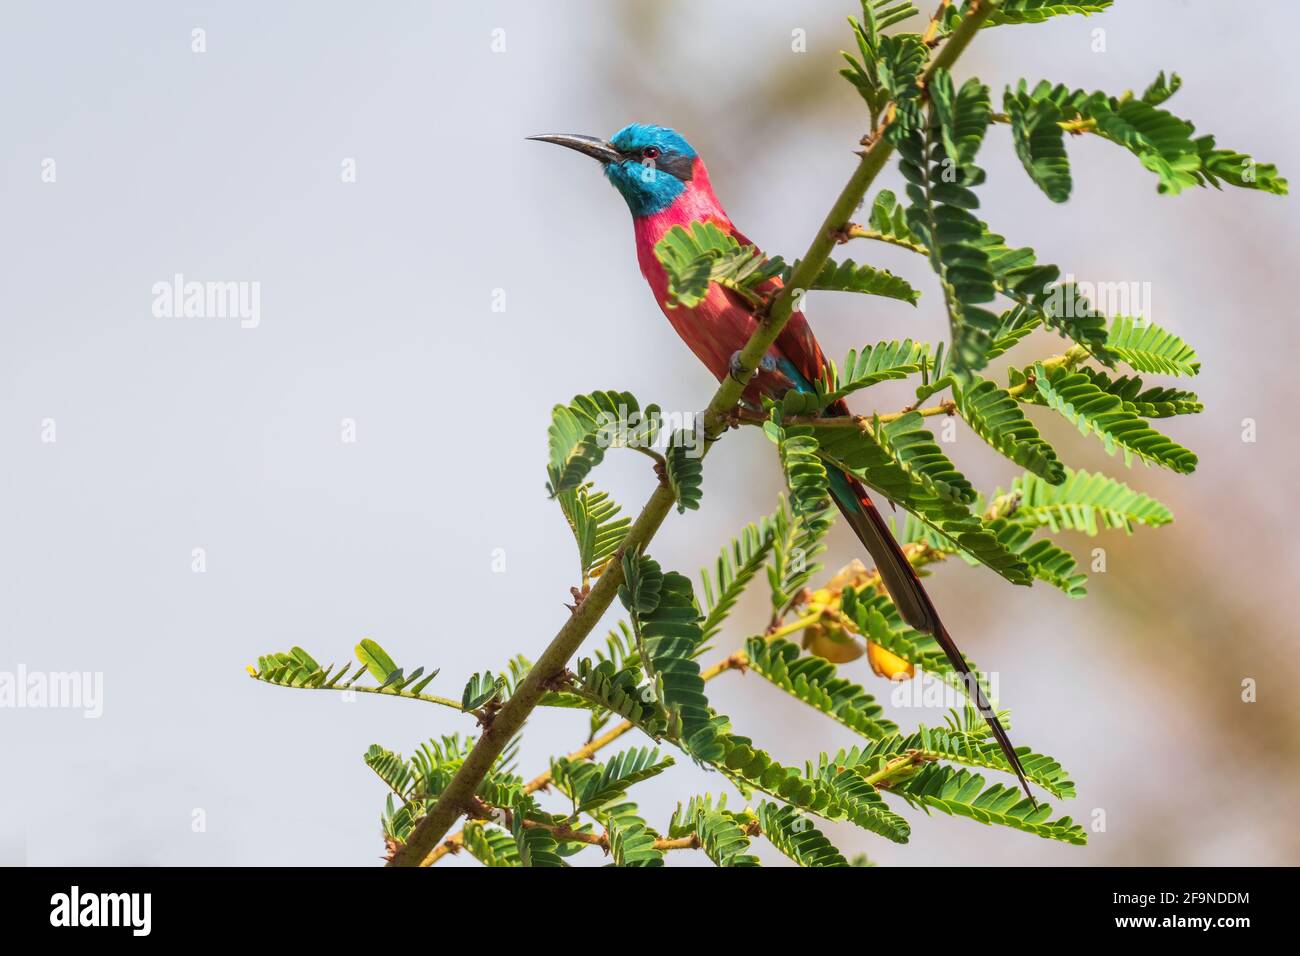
[424,651,749,865]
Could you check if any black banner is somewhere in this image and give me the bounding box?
[0,866,1280,941]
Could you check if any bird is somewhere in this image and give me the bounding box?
[530,123,1034,801]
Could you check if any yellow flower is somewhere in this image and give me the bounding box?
[794,559,914,678]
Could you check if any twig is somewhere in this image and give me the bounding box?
[991,111,1098,135]
[844,224,930,255]
[862,750,933,787]
[921,0,953,47]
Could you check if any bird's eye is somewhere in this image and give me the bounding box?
[641,146,661,160]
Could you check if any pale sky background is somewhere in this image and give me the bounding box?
[1,0,1296,866]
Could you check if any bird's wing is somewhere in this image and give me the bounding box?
[725,225,837,406]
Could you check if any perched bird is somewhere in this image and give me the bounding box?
[531,123,1034,800]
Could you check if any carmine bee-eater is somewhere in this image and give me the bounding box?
[531,123,1034,800]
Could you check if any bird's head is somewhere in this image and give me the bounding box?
[529,124,700,217]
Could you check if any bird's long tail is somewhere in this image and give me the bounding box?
[826,467,1035,802]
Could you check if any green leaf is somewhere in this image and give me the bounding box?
[555,483,630,580]
[892,764,1087,844]
[631,570,722,763]
[784,257,918,305]
[365,744,415,798]
[461,671,504,710]
[1032,363,1198,473]
[900,512,1087,597]
[815,416,1031,585]
[866,189,924,251]
[546,390,649,496]
[395,734,476,803]
[355,639,397,683]
[876,410,976,505]
[954,377,1065,483]
[619,550,664,618]
[945,0,1112,28]
[987,518,1088,598]
[756,801,849,867]
[553,747,674,814]
[713,733,911,844]
[694,806,762,867]
[1092,98,1202,194]
[1192,135,1288,195]
[665,433,704,513]
[653,221,734,308]
[916,308,1042,402]
[653,221,782,308]
[1002,468,1173,535]
[253,645,449,706]
[931,71,993,169]
[818,765,913,843]
[860,727,1076,800]
[765,419,832,525]
[1142,71,1182,107]
[767,494,832,612]
[699,515,777,643]
[672,796,761,867]
[250,649,355,690]
[898,98,1000,375]
[815,411,976,510]
[512,804,568,867]
[1105,316,1200,377]
[839,6,925,121]
[1005,82,1072,202]
[819,339,931,407]
[862,0,918,32]
[605,804,666,867]
[977,227,1112,361]
[380,795,417,847]
[1005,76,1286,197]
[572,657,668,734]
[744,636,898,740]
[462,822,521,867]
[1076,368,1202,417]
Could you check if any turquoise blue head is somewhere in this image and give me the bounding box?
[529,124,699,217]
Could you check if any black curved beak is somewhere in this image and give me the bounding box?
[527,133,622,165]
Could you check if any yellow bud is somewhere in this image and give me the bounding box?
[867,641,913,679]
[802,623,864,663]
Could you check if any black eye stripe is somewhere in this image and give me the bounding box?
[615,148,694,182]
[656,152,695,181]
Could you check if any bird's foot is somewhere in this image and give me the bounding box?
[729,351,776,383]
[727,351,748,383]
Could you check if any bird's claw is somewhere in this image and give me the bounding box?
[728,351,749,383]
[729,351,776,383]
